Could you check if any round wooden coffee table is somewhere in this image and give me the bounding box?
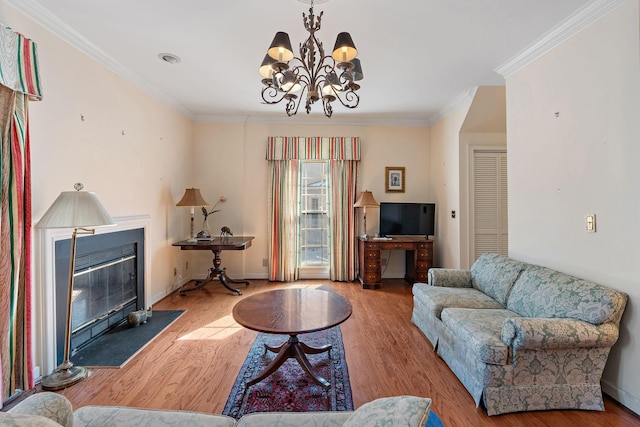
[232,288,352,389]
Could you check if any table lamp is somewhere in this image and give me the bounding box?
[354,190,379,239]
[176,188,209,242]
[35,183,115,390]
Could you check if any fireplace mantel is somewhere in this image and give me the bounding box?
[34,215,151,378]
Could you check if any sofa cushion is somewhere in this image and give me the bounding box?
[441,308,518,365]
[342,396,431,427]
[507,265,628,325]
[236,411,352,426]
[73,406,236,427]
[427,268,472,288]
[413,283,504,319]
[470,253,527,305]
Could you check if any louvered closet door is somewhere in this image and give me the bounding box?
[472,151,508,261]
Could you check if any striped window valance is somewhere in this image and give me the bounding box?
[0,25,42,100]
[266,137,360,160]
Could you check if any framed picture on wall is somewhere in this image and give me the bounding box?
[385,167,405,192]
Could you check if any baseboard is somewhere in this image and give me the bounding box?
[602,379,640,416]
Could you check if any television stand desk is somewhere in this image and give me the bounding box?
[358,236,433,289]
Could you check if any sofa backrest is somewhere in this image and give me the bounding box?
[506,264,628,325]
[470,253,527,306]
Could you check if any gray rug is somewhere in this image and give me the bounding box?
[69,310,184,368]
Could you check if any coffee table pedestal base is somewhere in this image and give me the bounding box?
[246,334,332,390]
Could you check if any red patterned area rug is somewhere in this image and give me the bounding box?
[222,326,353,419]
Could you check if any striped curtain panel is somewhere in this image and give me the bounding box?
[267,159,299,281]
[266,137,360,281]
[328,160,359,281]
[0,25,43,404]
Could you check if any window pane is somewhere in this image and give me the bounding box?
[299,161,329,267]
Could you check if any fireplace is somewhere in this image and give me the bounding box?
[35,215,150,376]
[54,228,145,364]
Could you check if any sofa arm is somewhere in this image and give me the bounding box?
[428,268,472,288]
[501,317,620,350]
[8,392,73,427]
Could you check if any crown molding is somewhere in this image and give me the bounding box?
[495,0,628,78]
[194,112,433,127]
[7,0,195,120]
[428,87,478,126]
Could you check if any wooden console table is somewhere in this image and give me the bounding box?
[358,236,433,289]
[172,236,254,296]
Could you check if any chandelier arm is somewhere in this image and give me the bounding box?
[316,56,335,82]
[322,97,334,118]
[287,82,310,116]
[332,88,360,109]
[285,96,298,116]
[262,85,290,105]
[289,61,311,86]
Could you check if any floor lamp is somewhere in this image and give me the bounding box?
[354,190,379,239]
[176,188,209,242]
[36,183,114,390]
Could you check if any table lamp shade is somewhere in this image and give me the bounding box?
[354,190,379,239]
[36,189,114,228]
[354,190,379,208]
[176,188,209,207]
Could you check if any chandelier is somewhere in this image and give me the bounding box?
[259,0,363,118]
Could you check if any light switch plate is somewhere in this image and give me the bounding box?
[586,214,596,232]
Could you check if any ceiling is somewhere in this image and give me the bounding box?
[9,0,596,126]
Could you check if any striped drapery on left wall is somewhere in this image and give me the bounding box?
[0,24,43,405]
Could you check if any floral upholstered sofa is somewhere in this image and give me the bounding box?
[2,391,435,427]
[411,253,628,416]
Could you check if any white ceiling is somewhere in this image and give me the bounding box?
[9,0,604,126]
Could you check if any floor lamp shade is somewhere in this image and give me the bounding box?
[35,183,114,390]
[36,187,114,229]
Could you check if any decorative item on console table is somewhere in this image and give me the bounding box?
[199,195,226,240]
[358,236,432,289]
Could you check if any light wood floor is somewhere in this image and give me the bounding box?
[54,279,639,426]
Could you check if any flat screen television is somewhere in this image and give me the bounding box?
[379,202,436,237]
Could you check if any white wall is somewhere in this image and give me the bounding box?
[5,7,196,305]
[189,123,431,279]
[507,0,640,412]
[429,96,474,268]
[459,86,507,268]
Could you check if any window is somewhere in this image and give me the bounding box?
[299,161,329,268]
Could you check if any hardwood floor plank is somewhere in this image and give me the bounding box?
[50,279,639,426]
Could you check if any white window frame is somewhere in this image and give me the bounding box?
[298,161,330,278]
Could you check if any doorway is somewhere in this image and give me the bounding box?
[470,150,508,262]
